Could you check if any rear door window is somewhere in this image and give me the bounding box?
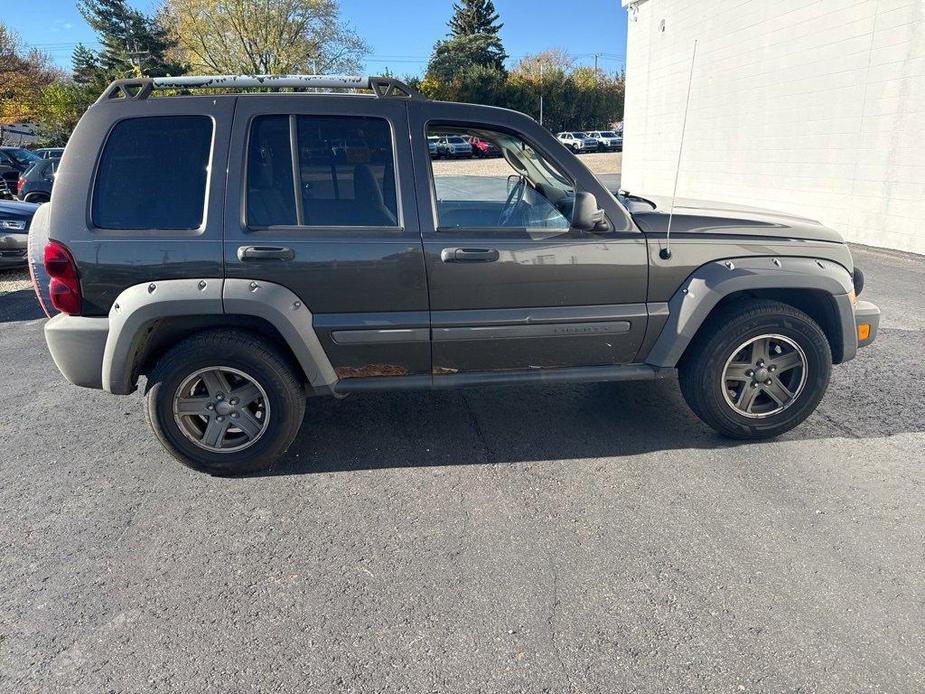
[245,114,399,229]
[295,115,398,227]
[92,115,213,230]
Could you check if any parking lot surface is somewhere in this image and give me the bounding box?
[0,244,922,693]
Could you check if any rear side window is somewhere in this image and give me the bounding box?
[246,114,398,228]
[93,116,213,230]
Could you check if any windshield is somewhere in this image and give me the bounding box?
[574,132,589,138]
[448,136,467,144]
[4,148,40,165]
[601,131,617,137]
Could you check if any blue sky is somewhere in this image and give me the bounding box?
[6,0,628,76]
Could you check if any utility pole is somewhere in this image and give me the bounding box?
[593,52,602,72]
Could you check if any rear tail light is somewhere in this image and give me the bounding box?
[43,241,81,315]
[17,177,25,193]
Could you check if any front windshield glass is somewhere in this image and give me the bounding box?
[5,148,40,165]
[574,132,589,138]
[448,136,467,144]
[601,131,617,137]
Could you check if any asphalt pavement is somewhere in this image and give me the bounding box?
[0,245,922,693]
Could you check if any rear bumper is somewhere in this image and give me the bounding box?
[44,313,109,390]
[0,233,27,266]
[855,300,880,349]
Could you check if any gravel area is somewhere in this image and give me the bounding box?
[0,268,31,295]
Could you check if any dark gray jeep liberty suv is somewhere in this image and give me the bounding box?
[32,75,880,475]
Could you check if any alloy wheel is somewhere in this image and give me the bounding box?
[721,334,808,418]
[172,367,270,453]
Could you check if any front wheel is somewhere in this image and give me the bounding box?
[145,330,306,475]
[679,301,832,439]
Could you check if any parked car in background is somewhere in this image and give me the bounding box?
[428,136,439,157]
[0,169,14,199]
[0,199,38,268]
[587,130,623,152]
[17,158,59,203]
[465,135,500,157]
[0,147,41,197]
[557,131,599,153]
[435,135,473,158]
[35,147,65,159]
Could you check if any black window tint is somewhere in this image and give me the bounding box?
[93,116,212,230]
[295,115,398,227]
[246,115,297,227]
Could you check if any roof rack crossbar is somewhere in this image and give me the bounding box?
[97,74,421,103]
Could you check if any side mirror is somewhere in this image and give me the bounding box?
[572,191,606,231]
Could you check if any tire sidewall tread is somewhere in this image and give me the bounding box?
[679,300,832,440]
[145,329,306,475]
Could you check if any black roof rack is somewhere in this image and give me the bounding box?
[97,74,422,103]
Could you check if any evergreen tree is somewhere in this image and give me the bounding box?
[427,0,507,79]
[449,0,503,38]
[77,0,183,78]
[71,44,101,85]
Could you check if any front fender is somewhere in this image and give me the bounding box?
[644,256,856,368]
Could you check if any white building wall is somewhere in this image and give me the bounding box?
[621,0,925,254]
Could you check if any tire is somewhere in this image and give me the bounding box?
[678,300,832,439]
[145,330,306,475]
[25,193,49,203]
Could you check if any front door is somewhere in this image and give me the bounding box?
[224,96,430,380]
[409,102,649,375]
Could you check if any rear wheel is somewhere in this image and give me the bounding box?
[679,300,832,439]
[145,330,305,475]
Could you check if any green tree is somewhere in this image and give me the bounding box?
[449,0,503,38]
[77,0,184,78]
[426,33,506,83]
[424,0,507,90]
[34,81,97,146]
[160,0,368,75]
[71,43,102,86]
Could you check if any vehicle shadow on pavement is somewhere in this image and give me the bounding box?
[0,289,44,323]
[265,331,923,477]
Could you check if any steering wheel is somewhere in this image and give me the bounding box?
[497,176,527,227]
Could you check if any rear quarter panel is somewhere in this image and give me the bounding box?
[47,95,235,315]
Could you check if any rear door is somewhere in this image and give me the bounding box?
[224,95,430,380]
[410,101,649,375]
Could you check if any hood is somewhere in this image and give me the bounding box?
[0,200,39,217]
[627,195,845,244]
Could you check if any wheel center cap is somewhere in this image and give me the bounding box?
[754,367,769,382]
[215,401,235,416]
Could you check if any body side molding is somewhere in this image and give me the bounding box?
[644,257,856,368]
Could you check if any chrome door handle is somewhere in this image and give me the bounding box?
[237,246,294,261]
[440,247,500,263]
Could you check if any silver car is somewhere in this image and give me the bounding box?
[587,130,623,151]
[436,135,473,158]
[557,131,599,153]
